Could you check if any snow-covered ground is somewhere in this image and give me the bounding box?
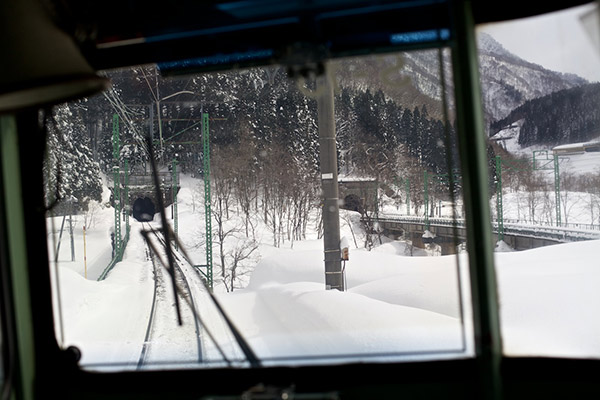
[48,173,600,371]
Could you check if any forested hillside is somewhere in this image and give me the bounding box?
[48,62,461,215]
[45,32,595,211]
[490,83,600,147]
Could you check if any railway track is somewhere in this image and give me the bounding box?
[137,221,204,369]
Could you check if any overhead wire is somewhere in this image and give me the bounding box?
[101,87,150,157]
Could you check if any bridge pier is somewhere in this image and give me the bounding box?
[410,231,459,255]
[493,233,561,251]
[439,238,459,255]
[411,232,425,248]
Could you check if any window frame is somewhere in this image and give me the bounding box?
[1,1,599,400]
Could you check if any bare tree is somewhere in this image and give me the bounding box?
[560,170,576,225]
[521,169,544,223]
[540,185,554,225]
[210,147,239,278]
[222,237,260,292]
[190,181,203,214]
[83,199,102,230]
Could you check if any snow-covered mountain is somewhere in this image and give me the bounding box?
[477,32,588,129]
[332,32,588,134]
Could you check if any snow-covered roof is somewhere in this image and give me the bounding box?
[338,175,377,183]
[552,140,600,150]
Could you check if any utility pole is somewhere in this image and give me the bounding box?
[317,66,344,291]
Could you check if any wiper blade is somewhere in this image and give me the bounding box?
[142,227,232,367]
[146,134,183,325]
[145,134,261,368]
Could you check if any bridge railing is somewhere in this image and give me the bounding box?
[373,214,600,242]
[375,214,464,228]
[498,221,600,242]
[500,217,599,231]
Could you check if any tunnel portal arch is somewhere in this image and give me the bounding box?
[343,194,364,214]
[132,197,156,222]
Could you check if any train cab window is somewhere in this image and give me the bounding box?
[45,43,475,371]
[476,2,600,359]
[9,1,600,399]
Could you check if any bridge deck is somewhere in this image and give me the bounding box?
[371,214,600,253]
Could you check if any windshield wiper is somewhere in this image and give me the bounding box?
[144,134,261,368]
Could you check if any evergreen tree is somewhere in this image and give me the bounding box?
[44,102,104,211]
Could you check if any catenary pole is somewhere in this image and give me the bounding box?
[112,114,122,260]
[203,112,213,290]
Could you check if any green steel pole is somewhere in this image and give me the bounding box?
[424,170,429,230]
[451,1,502,398]
[554,153,561,227]
[112,114,122,261]
[172,158,179,250]
[124,159,130,238]
[405,178,410,215]
[532,150,561,226]
[495,156,504,242]
[203,113,213,290]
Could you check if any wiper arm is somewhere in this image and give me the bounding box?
[165,215,262,368]
[142,228,233,367]
[146,135,183,325]
[145,134,261,367]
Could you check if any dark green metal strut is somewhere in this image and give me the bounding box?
[124,158,130,240]
[203,113,213,290]
[172,158,178,250]
[532,150,562,226]
[495,156,504,241]
[112,114,122,260]
[450,1,502,398]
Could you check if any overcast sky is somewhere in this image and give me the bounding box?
[477,3,600,82]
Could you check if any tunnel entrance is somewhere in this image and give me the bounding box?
[343,194,364,214]
[132,197,156,222]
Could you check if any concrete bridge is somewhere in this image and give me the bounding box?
[372,215,600,255]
